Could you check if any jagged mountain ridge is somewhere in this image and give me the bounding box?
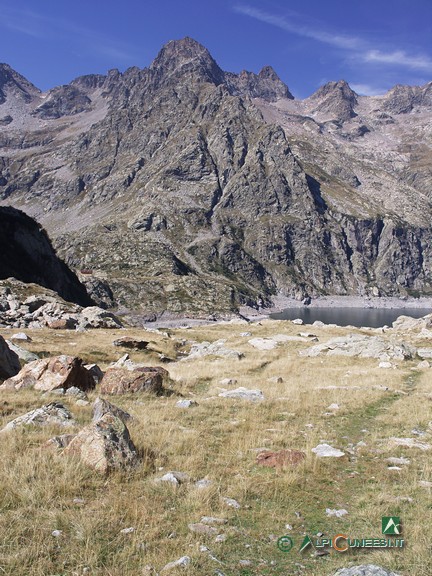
[0,37,431,314]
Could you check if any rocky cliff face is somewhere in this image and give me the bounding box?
[0,38,431,314]
[0,207,93,307]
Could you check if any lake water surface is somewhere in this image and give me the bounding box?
[269,307,432,328]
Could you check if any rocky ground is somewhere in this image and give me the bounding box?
[0,313,431,575]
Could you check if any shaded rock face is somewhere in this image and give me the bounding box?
[0,335,21,381]
[99,367,165,395]
[64,412,138,473]
[0,207,92,307]
[0,355,95,392]
[1,38,432,314]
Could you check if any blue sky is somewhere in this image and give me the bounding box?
[1,0,431,98]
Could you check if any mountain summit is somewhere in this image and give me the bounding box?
[0,38,431,315]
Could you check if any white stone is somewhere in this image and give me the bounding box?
[161,556,191,572]
[221,497,241,509]
[248,338,277,350]
[389,437,431,451]
[312,443,345,458]
[219,387,264,402]
[326,508,348,517]
[292,318,304,325]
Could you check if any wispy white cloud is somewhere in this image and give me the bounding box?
[361,50,432,72]
[234,4,432,75]
[233,5,363,50]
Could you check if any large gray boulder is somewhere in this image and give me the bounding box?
[64,413,138,473]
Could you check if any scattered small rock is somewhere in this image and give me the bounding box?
[221,497,241,509]
[176,399,198,408]
[219,378,237,386]
[386,457,410,466]
[388,437,431,451]
[120,527,135,534]
[188,523,218,536]
[161,556,191,572]
[218,387,264,402]
[292,319,304,325]
[256,449,306,469]
[10,332,31,342]
[157,471,189,485]
[326,508,348,517]
[1,402,74,432]
[312,444,345,458]
[51,530,63,538]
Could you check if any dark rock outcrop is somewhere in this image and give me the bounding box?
[0,207,93,307]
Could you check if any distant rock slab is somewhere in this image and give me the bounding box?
[218,387,264,401]
[312,443,345,458]
[184,339,243,360]
[1,402,74,432]
[100,366,166,394]
[0,355,95,392]
[64,412,138,473]
[300,334,415,361]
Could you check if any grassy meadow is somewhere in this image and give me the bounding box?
[0,319,431,575]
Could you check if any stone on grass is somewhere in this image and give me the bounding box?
[256,449,306,469]
[113,337,149,350]
[219,378,237,386]
[248,338,277,350]
[386,457,410,466]
[0,335,21,380]
[300,334,415,361]
[188,523,218,536]
[195,479,212,489]
[161,556,191,572]
[388,437,431,450]
[221,497,241,509]
[78,307,123,329]
[312,444,345,458]
[419,480,432,488]
[10,332,31,342]
[378,362,394,369]
[157,471,190,485]
[326,508,348,517]
[0,355,95,392]
[218,387,264,402]
[333,565,401,576]
[92,397,132,424]
[64,413,138,473]
[292,318,304,325]
[1,402,74,432]
[201,517,228,525]
[175,399,198,408]
[184,340,242,360]
[100,366,165,395]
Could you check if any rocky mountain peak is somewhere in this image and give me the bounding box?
[308,79,357,122]
[225,65,293,102]
[0,63,40,104]
[149,37,224,86]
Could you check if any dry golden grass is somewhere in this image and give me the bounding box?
[0,320,431,575]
